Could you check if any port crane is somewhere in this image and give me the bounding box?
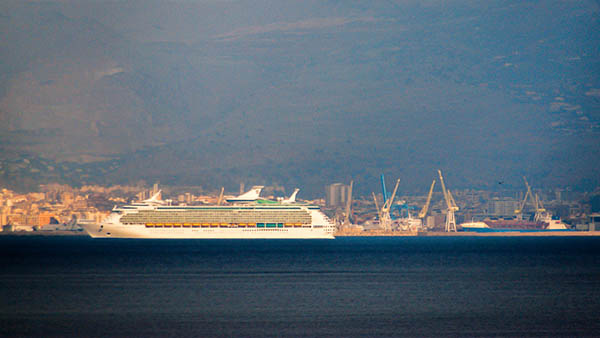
[515,177,550,222]
[380,174,389,207]
[378,178,401,231]
[418,180,436,219]
[438,170,458,232]
[216,187,225,205]
[514,180,529,219]
[381,174,409,220]
[534,193,550,222]
[514,177,536,219]
[372,192,380,215]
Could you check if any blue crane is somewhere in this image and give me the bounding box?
[380,174,411,220]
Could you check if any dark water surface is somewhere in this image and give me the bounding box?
[1,236,599,337]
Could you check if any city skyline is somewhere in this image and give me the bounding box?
[1,179,597,232]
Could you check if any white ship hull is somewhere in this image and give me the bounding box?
[81,202,336,239]
[81,223,334,239]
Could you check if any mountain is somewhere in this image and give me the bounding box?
[1,1,599,197]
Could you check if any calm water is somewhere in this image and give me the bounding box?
[1,236,599,337]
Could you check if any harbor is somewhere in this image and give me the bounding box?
[2,177,600,238]
[326,171,600,237]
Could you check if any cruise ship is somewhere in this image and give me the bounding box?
[81,187,336,239]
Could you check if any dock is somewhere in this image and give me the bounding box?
[335,230,600,237]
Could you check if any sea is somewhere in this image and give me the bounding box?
[1,236,599,337]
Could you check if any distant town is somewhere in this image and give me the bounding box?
[2,179,599,234]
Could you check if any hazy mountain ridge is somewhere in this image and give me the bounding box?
[0,1,599,196]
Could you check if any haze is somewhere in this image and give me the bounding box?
[0,0,598,197]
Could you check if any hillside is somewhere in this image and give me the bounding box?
[0,1,599,196]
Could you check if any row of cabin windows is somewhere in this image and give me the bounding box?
[137,223,310,228]
[127,218,310,223]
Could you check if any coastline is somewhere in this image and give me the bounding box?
[3,230,600,238]
[335,230,600,237]
[0,230,87,236]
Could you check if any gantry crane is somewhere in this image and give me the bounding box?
[438,170,458,232]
